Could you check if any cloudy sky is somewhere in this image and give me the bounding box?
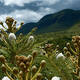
[0,0,80,24]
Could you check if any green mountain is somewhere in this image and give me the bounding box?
[17,9,80,34]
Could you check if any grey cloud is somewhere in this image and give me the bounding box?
[0,0,80,24]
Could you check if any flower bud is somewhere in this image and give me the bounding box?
[1,64,6,72]
[32,65,37,73]
[66,42,70,48]
[19,71,23,76]
[51,76,61,80]
[19,62,25,69]
[74,43,78,48]
[0,55,5,63]
[76,35,80,41]
[16,60,20,65]
[36,73,43,80]
[5,17,14,28]
[2,76,10,80]
[15,55,19,60]
[45,44,53,48]
[0,21,3,25]
[56,53,65,60]
[8,33,16,41]
[14,21,17,24]
[72,36,76,43]
[32,51,37,59]
[13,67,18,74]
[56,45,59,49]
[27,55,32,62]
[40,60,46,68]
[6,17,14,22]
[19,56,26,62]
[78,40,80,45]
[19,33,23,37]
[66,51,71,57]
[20,22,24,26]
[26,62,30,69]
[28,36,34,43]
[23,57,29,63]
[63,47,68,52]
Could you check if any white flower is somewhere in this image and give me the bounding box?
[29,36,34,40]
[51,76,61,80]
[2,76,10,80]
[56,53,65,60]
[8,33,16,41]
[28,35,34,42]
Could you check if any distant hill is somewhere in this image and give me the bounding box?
[17,9,80,34]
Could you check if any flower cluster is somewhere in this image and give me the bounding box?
[0,17,24,33]
[0,16,46,80]
[63,35,80,79]
[15,55,32,72]
[0,51,46,80]
[0,17,37,65]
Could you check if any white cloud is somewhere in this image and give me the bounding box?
[43,0,60,5]
[38,7,56,15]
[0,0,37,6]
[0,0,77,27]
[37,0,60,6]
[0,6,56,25]
[0,0,62,7]
[0,9,43,28]
[0,4,57,27]
[12,9,42,23]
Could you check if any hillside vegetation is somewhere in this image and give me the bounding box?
[17,9,80,34]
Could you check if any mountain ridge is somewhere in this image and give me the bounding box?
[17,9,80,34]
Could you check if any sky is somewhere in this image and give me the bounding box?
[0,0,80,25]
